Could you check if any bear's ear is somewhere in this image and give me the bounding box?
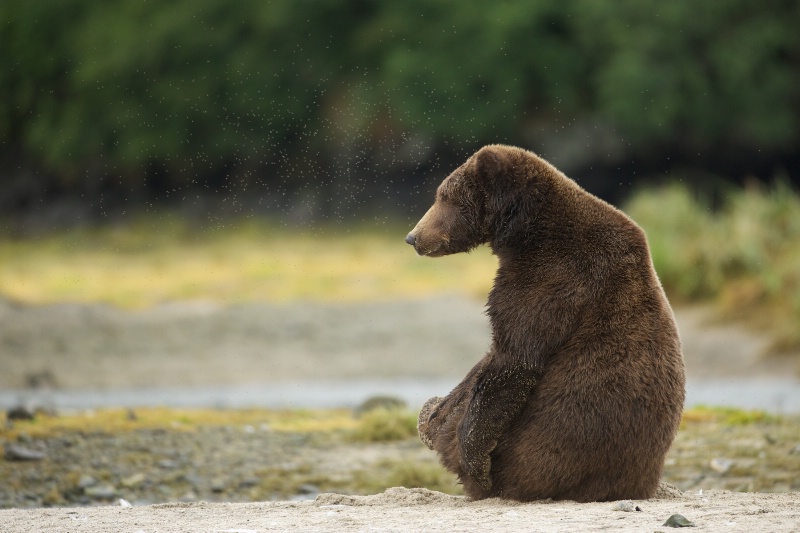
[474,145,508,182]
[473,145,519,225]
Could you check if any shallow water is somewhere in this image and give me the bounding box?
[2,377,799,414]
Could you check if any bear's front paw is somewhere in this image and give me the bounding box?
[417,396,444,450]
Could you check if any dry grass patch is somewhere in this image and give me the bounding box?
[0,218,495,308]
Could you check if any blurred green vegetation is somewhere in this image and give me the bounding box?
[2,0,799,222]
[627,181,800,353]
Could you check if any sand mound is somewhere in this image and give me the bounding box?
[315,486,468,507]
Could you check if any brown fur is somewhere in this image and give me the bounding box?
[407,145,685,502]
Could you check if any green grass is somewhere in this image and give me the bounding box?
[624,181,800,353]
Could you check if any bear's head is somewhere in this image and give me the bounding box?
[406,144,539,256]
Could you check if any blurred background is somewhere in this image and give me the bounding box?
[1,0,800,406]
[3,0,800,228]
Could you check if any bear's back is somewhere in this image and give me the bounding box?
[487,160,685,501]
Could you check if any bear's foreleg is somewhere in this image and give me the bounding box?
[458,361,539,492]
[417,355,489,483]
[419,353,488,441]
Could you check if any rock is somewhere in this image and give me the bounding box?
[6,405,36,421]
[612,500,641,512]
[210,478,226,493]
[663,513,695,527]
[4,444,46,461]
[709,457,733,474]
[238,476,260,489]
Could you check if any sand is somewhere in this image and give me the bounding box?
[1,487,799,532]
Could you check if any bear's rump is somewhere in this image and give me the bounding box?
[489,348,682,501]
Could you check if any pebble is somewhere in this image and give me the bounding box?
[611,500,641,512]
[663,513,695,527]
[4,444,47,461]
[211,478,227,493]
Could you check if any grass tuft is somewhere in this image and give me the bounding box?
[350,408,419,442]
[681,406,777,427]
[354,459,463,496]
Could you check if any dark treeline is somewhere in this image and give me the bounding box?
[2,0,800,230]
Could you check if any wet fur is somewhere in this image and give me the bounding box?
[409,145,685,502]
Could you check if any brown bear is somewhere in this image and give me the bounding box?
[406,144,685,502]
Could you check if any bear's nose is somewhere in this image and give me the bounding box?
[405,233,416,246]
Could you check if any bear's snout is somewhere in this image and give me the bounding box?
[405,233,416,246]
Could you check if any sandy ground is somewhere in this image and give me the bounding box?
[2,295,800,531]
[1,487,799,533]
